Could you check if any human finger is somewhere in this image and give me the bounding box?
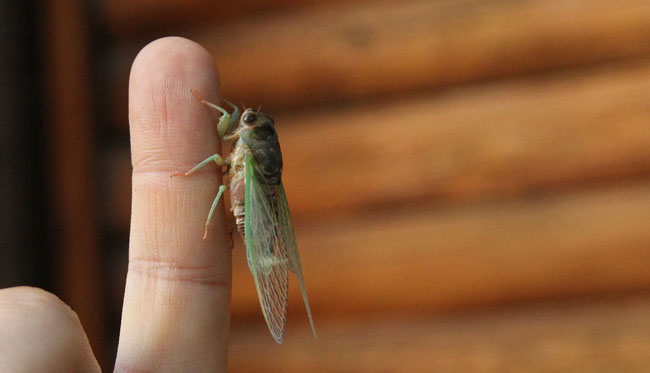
[0,287,100,372]
[115,37,231,372]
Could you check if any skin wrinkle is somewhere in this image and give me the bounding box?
[131,110,219,171]
[113,366,153,373]
[157,60,193,143]
[115,356,210,373]
[136,46,190,137]
[156,88,168,135]
[128,258,230,288]
[130,176,225,255]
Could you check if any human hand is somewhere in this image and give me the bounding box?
[0,37,232,372]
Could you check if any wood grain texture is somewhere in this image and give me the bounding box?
[229,296,650,372]
[277,60,650,219]
[102,0,650,123]
[230,181,650,317]
[192,0,650,110]
[107,59,650,229]
[104,59,650,317]
[99,0,354,37]
[95,2,650,368]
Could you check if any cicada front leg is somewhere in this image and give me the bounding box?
[191,90,239,138]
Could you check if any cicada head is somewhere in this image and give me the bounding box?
[238,109,278,145]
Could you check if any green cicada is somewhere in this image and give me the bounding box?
[174,92,316,343]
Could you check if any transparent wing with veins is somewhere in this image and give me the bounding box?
[245,153,289,343]
[276,183,317,339]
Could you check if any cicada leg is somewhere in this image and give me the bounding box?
[172,154,231,239]
[192,90,239,138]
[204,184,228,240]
[221,99,240,129]
[171,154,228,177]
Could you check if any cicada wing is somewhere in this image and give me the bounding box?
[276,183,317,339]
[245,154,289,343]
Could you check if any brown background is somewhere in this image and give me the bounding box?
[37,0,650,371]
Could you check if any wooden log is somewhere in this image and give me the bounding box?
[98,0,354,38]
[229,296,650,372]
[230,181,650,316]
[102,0,650,121]
[276,61,650,219]
[105,60,650,230]
[194,0,650,110]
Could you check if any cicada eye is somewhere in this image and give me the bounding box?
[243,112,257,125]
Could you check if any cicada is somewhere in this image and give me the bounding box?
[174,92,316,343]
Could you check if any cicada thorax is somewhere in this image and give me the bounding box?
[228,114,284,238]
[244,124,283,186]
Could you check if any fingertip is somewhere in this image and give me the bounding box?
[0,287,100,372]
[129,36,221,173]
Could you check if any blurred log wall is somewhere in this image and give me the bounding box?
[51,0,650,370]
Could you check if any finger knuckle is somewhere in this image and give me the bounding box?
[128,258,230,289]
